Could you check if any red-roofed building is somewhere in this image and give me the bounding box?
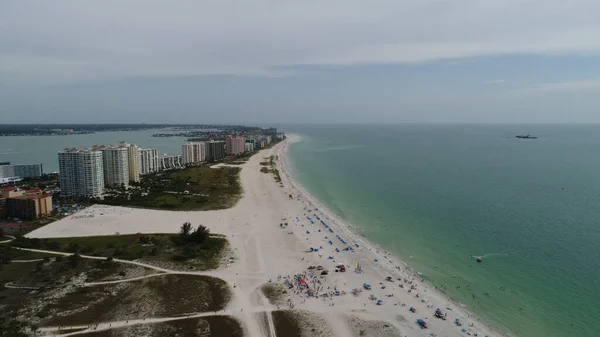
[1,188,52,220]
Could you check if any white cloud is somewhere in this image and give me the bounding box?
[1,0,600,84]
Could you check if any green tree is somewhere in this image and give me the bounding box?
[191,225,210,244]
[179,222,193,241]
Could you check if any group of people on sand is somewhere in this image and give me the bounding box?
[273,203,497,337]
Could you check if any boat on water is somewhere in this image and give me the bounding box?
[516,135,538,139]
[476,256,483,263]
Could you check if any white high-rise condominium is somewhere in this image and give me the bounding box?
[100,145,129,187]
[182,142,206,164]
[58,148,104,198]
[139,148,159,174]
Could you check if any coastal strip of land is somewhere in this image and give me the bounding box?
[7,136,501,337]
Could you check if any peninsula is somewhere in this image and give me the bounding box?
[0,137,500,337]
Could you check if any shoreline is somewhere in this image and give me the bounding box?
[25,137,506,337]
[279,134,506,337]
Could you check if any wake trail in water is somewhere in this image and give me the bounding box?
[312,145,364,153]
[471,253,508,259]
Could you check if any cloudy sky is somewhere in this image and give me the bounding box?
[1,0,600,123]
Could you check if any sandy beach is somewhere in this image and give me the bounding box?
[28,136,500,337]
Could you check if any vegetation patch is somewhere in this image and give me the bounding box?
[346,316,404,337]
[44,274,231,327]
[10,227,228,271]
[99,166,242,211]
[261,283,289,305]
[69,316,243,337]
[272,310,333,337]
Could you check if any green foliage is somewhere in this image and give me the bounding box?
[180,222,193,240]
[0,316,29,337]
[98,166,242,211]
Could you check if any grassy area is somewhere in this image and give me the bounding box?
[100,166,242,211]
[10,233,228,271]
[0,253,151,289]
[71,316,243,337]
[272,310,302,337]
[44,274,231,326]
[272,310,332,337]
[261,283,289,305]
[0,257,157,325]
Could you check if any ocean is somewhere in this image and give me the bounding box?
[284,124,600,337]
[1,124,599,336]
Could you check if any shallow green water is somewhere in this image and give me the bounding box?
[285,124,600,337]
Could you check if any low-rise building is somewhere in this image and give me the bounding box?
[1,188,52,220]
[160,155,182,170]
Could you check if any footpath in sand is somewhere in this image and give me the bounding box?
[27,138,500,337]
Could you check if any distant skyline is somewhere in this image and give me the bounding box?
[1,1,600,123]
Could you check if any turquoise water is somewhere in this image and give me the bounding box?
[285,124,600,337]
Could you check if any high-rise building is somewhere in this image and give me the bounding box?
[245,142,254,153]
[0,164,15,179]
[121,143,140,183]
[226,136,247,155]
[99,145,129,187]
[139,148,160,174]
[13,164,43,178]
[206,141,226,162]
[0,163,43,180]
[58,148,104,198]
[182,142,206,164]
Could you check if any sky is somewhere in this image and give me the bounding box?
[1,0,600,124]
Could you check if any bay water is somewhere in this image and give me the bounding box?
[284,124,600,337]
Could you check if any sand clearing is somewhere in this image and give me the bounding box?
[28,137,500,337]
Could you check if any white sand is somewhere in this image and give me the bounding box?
[28,137,502,337]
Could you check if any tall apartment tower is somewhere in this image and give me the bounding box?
[139,148,159,174]
[182,142,206,164]
[58,148,105,198]
[226,136,247,155]
[99,145,129,187]
[122,143,140,182]
[206,140,226,162]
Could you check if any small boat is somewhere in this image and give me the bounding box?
[476,256,483,263]
[516,135,538,139]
